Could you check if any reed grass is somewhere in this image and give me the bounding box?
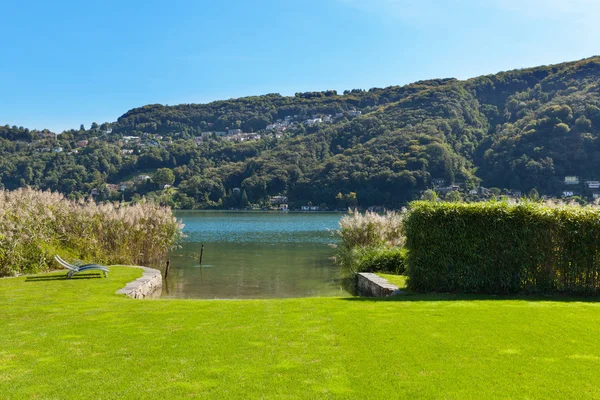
[332,210,406,277]
[0,188,183,277]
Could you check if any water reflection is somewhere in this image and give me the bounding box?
[162,211,349,299]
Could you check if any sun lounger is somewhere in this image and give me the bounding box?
[54,255,109,278]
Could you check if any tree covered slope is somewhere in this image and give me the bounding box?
[1,57,599,208]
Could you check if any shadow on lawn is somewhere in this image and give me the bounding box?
[25,274,103,282]
[341,293,600,303]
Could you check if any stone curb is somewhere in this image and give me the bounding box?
[115,266,162,299]
[357,272,403,297]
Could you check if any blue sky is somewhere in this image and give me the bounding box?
[1,0,599,132]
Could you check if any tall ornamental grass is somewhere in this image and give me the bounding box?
[0,188,183,277]
[332,210,406,275]
[405,200,600,295]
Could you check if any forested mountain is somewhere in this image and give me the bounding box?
[2,57,600,209]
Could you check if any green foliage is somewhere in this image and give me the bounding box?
[445,190,462,202]
[405,201,600,295]
[421,189,438,201]
[333,210,406,283]
[351,246,407,274]
[0,188,183,277]
[153,168,175,187]
[2,57,600,208]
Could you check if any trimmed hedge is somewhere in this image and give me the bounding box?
[405,201,600,295]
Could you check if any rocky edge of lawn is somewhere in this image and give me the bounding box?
[357,272,403,297]
[115,266,162,299]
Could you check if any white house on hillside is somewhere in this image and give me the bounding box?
[565,176,579,185]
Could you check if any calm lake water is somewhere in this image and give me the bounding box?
[161,211,348,299]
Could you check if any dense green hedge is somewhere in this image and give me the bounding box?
[405,201,600,295]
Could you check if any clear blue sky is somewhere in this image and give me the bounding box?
[1,0,598,132]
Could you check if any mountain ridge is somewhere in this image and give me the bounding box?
[1,56,600,208]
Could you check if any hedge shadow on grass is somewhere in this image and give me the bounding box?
[340,293,600,303]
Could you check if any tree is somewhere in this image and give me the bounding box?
[241,190,249,207]
[346,192,358,207]
[153,168,175,188]
[446,191,462,202]
[421,189,438,202]
[528,189,540,201]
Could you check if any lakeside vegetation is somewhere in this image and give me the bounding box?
[332,210,406,279]
[0,188,183,277]
[406,200,600,294]
[336,200,600,296]
[2,57,600,209]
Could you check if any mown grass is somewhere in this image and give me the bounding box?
[3,267,600,399]
[376,273,408,289]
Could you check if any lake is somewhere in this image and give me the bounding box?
[161,211,348,299]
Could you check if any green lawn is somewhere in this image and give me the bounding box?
[376,273,408,289]
[2,267,600,399]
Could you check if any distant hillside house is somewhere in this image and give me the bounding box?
[137,175,151,182]
[304,118,322,126]
[565,176,579,185]
[563,191,575,197]
[77,140,89,147]
[470,187,492,196]
[52,147,63,153]
[228,129,242,135]
[436,185,460,194]
[106,184,119,192]
[432,178,446,188]
[586,181,600,189]
[119,182,134,192]
[270,195,288,204]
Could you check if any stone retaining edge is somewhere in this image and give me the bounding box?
[357,272,402,297]
[115,266,162,299]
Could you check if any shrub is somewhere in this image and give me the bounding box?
[335,210,405,249]
[351,246,407,275]
[332,210,407,285]
[0,188,183,277]
[405,200,600,295]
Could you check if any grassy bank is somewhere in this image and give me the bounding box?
[2,268,600,399]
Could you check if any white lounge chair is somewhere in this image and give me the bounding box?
[54,255,109,278]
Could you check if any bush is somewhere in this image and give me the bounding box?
[0,188,183,277]
[332,210,407,288]
[352,246,407,275]
[405,200,600,295]
[335,210,405,249]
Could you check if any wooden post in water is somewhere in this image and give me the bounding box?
[165,259,171,279]
[199,244,204,267]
